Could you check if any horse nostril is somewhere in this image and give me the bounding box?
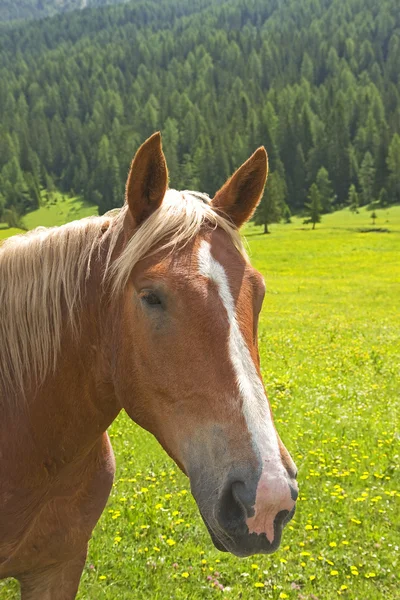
[218,480,249,530]
[289,483,299,502]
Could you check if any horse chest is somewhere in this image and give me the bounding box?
[0,433,115,579]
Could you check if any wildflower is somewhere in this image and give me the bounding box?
[330,570,339,576]
[99,575,107,580]
[254,582,264,588]
[181,572,190,578]
[166,538,176,546]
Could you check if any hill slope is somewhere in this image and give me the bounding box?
[0,0,399,219]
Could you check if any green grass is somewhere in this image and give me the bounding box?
[0,191,98,241]
[0,227,24,240]
[22,191,98,229]
[1,206,399,599]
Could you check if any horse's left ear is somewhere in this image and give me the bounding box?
[125,132,168,230]
[212,147,268,228]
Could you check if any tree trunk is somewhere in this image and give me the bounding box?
[312,222,315,230]
[264,223,270,234]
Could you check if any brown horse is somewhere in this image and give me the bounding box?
[0,133,298,599]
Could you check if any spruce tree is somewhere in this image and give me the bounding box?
[304,183,322,230]
[316,167,334,213]
[348,184,359,213]
[253,172,284,234]
[387,133,400,202]
[359,152,376,206]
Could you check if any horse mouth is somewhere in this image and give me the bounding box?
[200,505,296,557]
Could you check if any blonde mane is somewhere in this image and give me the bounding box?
[0,190,246,401]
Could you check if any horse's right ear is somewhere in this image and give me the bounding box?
[125,132,168,231]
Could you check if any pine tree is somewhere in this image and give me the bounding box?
[387,133,400,202]
[253,172,285,234]
[316,167,334,213]
[304,184,322,230]
[282,203,292,223]
[348,184,359,213]
[359,152,376,206]
[378,188,389,208]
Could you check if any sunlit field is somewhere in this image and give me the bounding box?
[1,206,399,599]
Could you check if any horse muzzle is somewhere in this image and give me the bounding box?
[190,466,298,557]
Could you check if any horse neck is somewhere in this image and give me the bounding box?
[9,259,120,471]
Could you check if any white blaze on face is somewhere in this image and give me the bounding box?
[198,240,295,543]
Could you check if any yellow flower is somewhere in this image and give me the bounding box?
[140,487,149,493]
[166,538,176,546]
[279,594,288,599]
[254,582,264,588]
[99,575,107,580]
[329,542,337,547]
[153,546,160,552]
[251,564,259,569]
[155,503,163,510]
[330,570,339,576]
[181,572,190,578]
[309,575,316,581]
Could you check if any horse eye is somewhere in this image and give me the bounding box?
[140,291,162,307]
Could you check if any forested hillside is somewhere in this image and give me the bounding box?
[0,0,399,223]
[0,0,128,23]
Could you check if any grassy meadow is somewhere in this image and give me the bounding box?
[1,205,399,599]
[0,191,97,240]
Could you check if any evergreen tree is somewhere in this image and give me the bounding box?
[253,172,285,234]
[387,133,400,202]
[378,188,389,208]
[304,183,322,230]
[316,167,334,213]
[348,184,359,213]
[282,203,292,223]
[359,152,376,206]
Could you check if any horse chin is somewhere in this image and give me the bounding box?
[199,511,229,552]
